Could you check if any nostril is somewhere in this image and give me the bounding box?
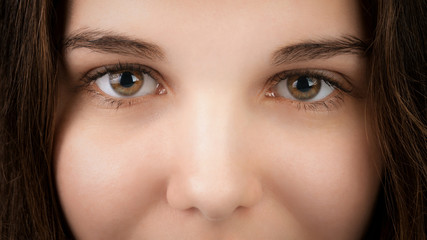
[199,206,241,222]
[192,189,243,220]
[166,174,263,221]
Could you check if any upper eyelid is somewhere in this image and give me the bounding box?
[76,64,351,111]
[80,64,355,96]
[272,69,341,82]
[81,63,162,84]
[268,69,354,93]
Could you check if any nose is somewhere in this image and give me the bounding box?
[166,93,263,221]
[167,165,263,221]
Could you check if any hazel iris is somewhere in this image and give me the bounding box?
[110,71,144,96]
[287,76,321,100]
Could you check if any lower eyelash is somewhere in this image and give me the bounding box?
[268,90,345,112]
[265,69,352,112]
[295,92,344,112]
[77,63,163,109]
[84,86,133,109]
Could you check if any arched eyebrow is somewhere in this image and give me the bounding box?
[63,29,165,60]
[272,36,369,65]
[63,30,367,65]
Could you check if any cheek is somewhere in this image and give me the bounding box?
[54,94,381,239]
[260,108,381,238]
[54,112,172,238]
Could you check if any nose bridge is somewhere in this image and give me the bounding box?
[166,90,262,221]
[191,90,234,162]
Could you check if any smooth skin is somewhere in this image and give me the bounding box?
[55,0,381,239]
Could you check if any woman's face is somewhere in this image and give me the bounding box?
[55,0,381,239]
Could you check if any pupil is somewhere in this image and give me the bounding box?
[296,76,313,92]
[120,72,135,88]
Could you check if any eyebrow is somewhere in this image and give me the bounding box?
[63,29,165,60]
[64,30,367,65]
[272,36,369,65]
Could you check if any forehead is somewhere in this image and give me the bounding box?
[65,0,366,42]
[64,0,367,81]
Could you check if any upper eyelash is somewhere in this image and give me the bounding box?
[77,63,161,109]
[81,62,157,85]
[266,69,353,111]
[269,69,353,94]
[78,64,350,111]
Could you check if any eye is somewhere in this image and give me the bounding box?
[270,74,335,101]
[95,70,159,98]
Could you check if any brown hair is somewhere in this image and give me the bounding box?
[0,0,425,239]
[0,0,68,238]
[366,0,426,238]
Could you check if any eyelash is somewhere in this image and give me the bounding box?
[266,69,352,111]
[80,63,163,108]
[79,63,352,111]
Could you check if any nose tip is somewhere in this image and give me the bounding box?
[166,173,263,221]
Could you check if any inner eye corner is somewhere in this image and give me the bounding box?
[263,81,279,98]
[264,89,277,98]
[156,84,167,95]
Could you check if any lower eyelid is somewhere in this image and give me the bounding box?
[266,89,345,112]
[303,93,345,111]
[300,92,345,112]
[83,82,152,109]
[80,65,347,111]
[80,65,168,108]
